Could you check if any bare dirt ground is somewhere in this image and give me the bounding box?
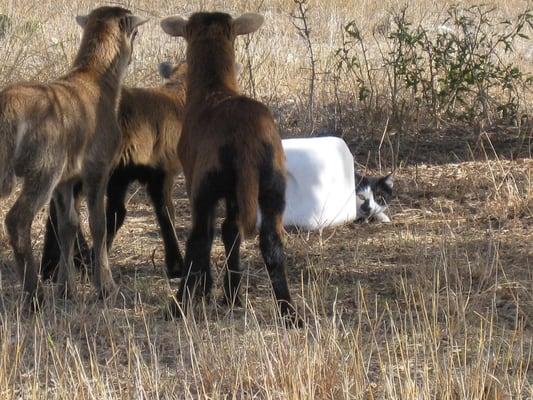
[0,0,531,396]
[0,129,531,398]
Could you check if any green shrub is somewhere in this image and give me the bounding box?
[336,4,532,128]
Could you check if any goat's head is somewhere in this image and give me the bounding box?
[158,61,188,82]
[75,6,148,73]
[161,12,264,47]
[160,13,260,91]
[158,60,242,82]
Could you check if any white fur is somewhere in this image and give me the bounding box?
[373,212,390,223]
[261,137,357,230]
[356,185,390,222]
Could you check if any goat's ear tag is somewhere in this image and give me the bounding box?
[76,15,89,28]
[234,13,264,35]
[161,16,187,37]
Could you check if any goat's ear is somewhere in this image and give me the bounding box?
[158,62,174,79]
[128,15,149,30]
[75,15,89,28]
[234,13,264,35]
[161,16,187,37]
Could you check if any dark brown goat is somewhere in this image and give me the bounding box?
[41,62,188,281]
[161,12,300,325]
[0,7,147,305]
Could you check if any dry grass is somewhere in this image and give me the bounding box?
[0,0,532,399]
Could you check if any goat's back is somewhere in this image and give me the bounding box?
[179,94,285,236]
[118,86,184,170]
[180,95,284,182]
[0,78,108,181]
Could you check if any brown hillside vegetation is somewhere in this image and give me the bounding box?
[0,0,531,398]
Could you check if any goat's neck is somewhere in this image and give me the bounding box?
[164,81,187,101]
[186,43,239,103]
[69,32,126,99]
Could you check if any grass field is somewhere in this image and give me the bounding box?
[0,0,532,398]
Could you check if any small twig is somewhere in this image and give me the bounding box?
[151,248,157,271]
[378,116,391,171]
[243,35,257,99]
[290,0,316,133]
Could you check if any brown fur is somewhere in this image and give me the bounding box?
[41,62,188,280]
[161,12,299,325]
[118,62,187,172]
[172,13,285,238]
[0,6,146,304]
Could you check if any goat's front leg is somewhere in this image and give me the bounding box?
[41,182,87,281]
[85,171,117,298]
[52,180,80,299]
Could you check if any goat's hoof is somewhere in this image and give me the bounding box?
[282,313,305,329]
[166,267,183,280]
[97,280,119,300]
[40,267,57,283]
[165,298,184,321]
[220,295,243,309]
[57,285,76,301]
[76,249,94,277]
[22,288,44,314]
[279,302,304,329]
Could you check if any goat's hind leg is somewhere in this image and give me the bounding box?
[52,180,80,299]
[5,172,59,309]
[40,198,62,282]
[169,184,216,318]
[222,195,242,307]
[259,172,302,327]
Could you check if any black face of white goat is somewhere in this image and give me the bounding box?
[355,173,393,222]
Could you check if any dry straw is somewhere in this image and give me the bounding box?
[0,0,531,398]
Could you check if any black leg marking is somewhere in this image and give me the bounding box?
[169,172,221,319]
[40,200,62,281]
[41,182,87,281]
[105,169,131,251]
[259,165,301,327]
[146,170,184,279]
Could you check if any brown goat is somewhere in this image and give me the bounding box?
[40,62,188,280]
[161,12,300,326]
[0,7,147,305]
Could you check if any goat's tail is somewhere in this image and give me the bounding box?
[0,116,16,198]
[235,166,259,238]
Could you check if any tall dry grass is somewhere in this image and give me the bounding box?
[0,0,532,399]
[0,0,531,134]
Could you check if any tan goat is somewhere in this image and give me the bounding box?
[40,62,188,280]
[0,6,147,306]
[161,12,301,326]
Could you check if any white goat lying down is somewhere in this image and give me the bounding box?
[272,136,393,230]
